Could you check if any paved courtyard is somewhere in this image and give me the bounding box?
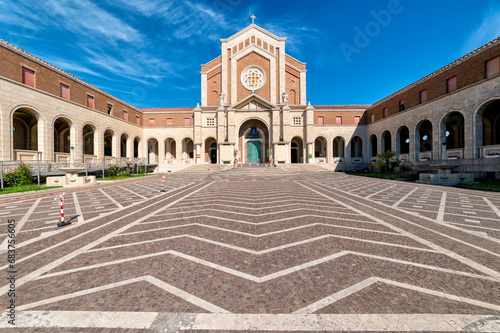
[0,166,499,332]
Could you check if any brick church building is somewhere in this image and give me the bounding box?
[1,21,499,176]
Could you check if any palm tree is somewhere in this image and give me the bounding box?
[376,150,397,173]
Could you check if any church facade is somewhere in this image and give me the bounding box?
[1,22,499,176]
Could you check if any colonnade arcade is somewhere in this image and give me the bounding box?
[8,98,500,164]
[11,106,142,163]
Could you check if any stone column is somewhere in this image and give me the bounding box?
[95,130,103,160]
[158,139,165,164]
[327,138,333,164]
[70,125,80,162]
[195,144,201,164]
[126,136,133,159]
[38,118,50,161]
[111,134,118,158]
[307,143,313,163]
[176,140,182,163]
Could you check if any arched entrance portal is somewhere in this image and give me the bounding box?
[238,119,269,164]
[205,137,217,164]
[291,136,304,163]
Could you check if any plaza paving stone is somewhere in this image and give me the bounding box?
[0,167,499,332]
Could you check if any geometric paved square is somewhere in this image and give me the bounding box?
[1,167,500,332]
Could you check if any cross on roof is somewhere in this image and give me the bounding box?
[251,15,256,24]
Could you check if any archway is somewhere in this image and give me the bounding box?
[182,138,194,159]
[291,137,304,163]
[238,119,270,164]
[104,129,114,157]
[381,131,392,152]
[13,108,39,159]
[314,137,327,158]
[416,120,433,153]
[369,135,377,157]
[350,136,363,158]
[133,137,140,158]
[147,138,158,163]
[333,136,345,158]
[396,126,410,154]
[120,134,128,158]
[479,100,500,146]
[54,117,71,154]
[164,138,176,160]
[443,112,465,149]
[205,137,217,164]
[82,124,97,157]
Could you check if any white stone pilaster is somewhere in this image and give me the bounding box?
[300,71,307,105]
[201,72,207,106]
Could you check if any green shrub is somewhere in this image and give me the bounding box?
[138,165,146,174]
[4,163,34,186]
[118,171,130,177]
[107,165,121,178]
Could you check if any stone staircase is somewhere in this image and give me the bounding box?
[280,164,331,173]
[177,164,232,174]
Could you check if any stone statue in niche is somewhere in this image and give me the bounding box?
[218,93,226,107]
[282,91,289,105]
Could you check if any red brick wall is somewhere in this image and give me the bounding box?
[0,44,142,125]
[237,52,270,101]
[367,43,500,122]
[285,55,306,70]
[207,69,222,106]
[285,66,300,104]
[314,111,366,125]
[201,56,221,72]
[143,113,193,127]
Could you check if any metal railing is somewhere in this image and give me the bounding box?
[0,157,156,189]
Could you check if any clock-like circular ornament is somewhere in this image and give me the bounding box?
[241,66,265,91]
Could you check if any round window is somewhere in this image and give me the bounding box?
[241,66,265,91]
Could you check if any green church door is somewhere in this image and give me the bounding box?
[246,141,261,163]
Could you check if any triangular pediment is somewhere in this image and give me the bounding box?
[231,94,277,111]
[220,24,287,43]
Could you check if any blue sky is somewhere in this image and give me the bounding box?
[1,0,499,108]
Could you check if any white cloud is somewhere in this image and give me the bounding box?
[462,9,500,54]
[44,0,143,43]
[0,0,142,44]
[262,19,322,60]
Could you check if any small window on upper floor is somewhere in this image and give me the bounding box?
[184,118,190,126]
[336,116,342,125]
[486,56,500,78]
[123,110,128,121]
[399,99,405,111]
[447,76,457,93]
[317,116,324,126]
[107,104,113,115]
[370,114,375,123]
[167,118,173,127]
[419,90,427,104]
[149,118,155,127]
[292,117,302,126]
[206,118,215,126]
[354,116,360,125]
[87,95,94,109]
[60,83,69,99]
[22,67,35,87]
[136,116,140,125]
[383,107,389,118]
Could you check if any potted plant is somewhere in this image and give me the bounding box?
[266,147,274,164]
